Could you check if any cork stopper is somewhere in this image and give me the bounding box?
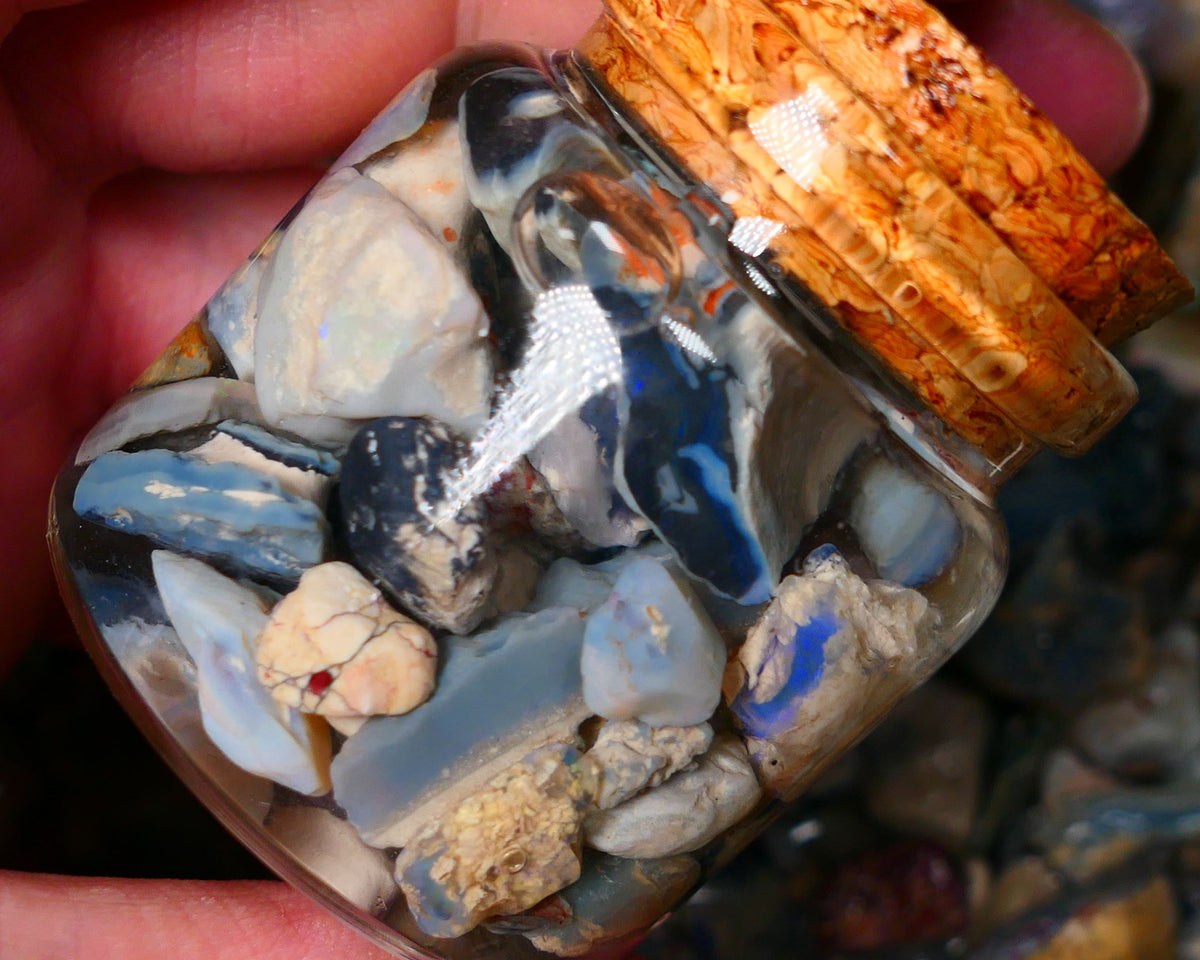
[579,0,1193,464]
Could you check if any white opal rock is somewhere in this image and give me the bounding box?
[151,551,331,794]
[102,615,275,823]
[206,253,267,380]
[253,167,492,437]
[75,378,262,465]
[264,805,398,914]
[584,735,761,858]
[850,458,960,586]
[256,562,437,724]
[581,557,727,727]
[335,68,438,170]
[361,119,472,251]
[587,720,713,810]
[191,421,338,506]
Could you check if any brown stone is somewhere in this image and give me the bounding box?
[131,313,224,390]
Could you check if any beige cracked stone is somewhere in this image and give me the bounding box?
[256,561,437,726]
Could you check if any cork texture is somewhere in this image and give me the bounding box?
[761,0,1192,343]
[585,0,1143,455]
[582,19,1030,466]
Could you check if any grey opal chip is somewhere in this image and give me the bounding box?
[331,605,591,849]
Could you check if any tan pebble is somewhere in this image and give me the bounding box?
[256,561,437,721]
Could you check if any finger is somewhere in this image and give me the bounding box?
[0,0,81,38]
[945,0,1150,175]
[456,0,601,47]
[0,872,393,960]
[454,0,1148,176]
[2,0,458,179]
[81,166,321,396]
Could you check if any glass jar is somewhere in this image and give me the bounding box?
[48,0,1191,957]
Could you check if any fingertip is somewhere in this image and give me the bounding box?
[945,0,1151,176]
[455,0,602,46]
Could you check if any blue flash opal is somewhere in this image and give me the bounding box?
[732,608,840,739]
[617,327,774,604]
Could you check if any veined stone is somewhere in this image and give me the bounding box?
[253,167,492,437]
[151,551,331,795]
[581,556,727,727]
[256,562,437,725]
[74,448,328,582]
[330,606,591,849]
[583,735,761,858]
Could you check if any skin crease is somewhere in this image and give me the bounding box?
[0,0,1151,955]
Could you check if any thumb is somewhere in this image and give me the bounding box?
[0,872,392,960]
[455,0,602,46]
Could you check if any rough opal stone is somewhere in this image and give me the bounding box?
[519,852,701,957]
[151,551,331,794]
[395,743,594,938]
[581,556,727,727]
[73,448,328,582]
[729,547,929,796]
[528,542,674,616]
[336,67,437,170]
[190,420,340,506]
[460,68,617,254]
[584,734,762,858]
[255,562,438,731]
[205,254,266,380]
[330,606,590,849]
[850,458,960,586]
[529,403,648,549]
[587,720,714,810]
[337,417,496,634]
[253,167,493,437]
[75,377,262,465]
[617,326,776,605]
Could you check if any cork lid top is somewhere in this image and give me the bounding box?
[580,0,1193,466]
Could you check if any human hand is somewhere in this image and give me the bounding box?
[0,0,1152,955]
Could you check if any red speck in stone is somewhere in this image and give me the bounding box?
[816,841,967,952]
[308,670,334,695]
